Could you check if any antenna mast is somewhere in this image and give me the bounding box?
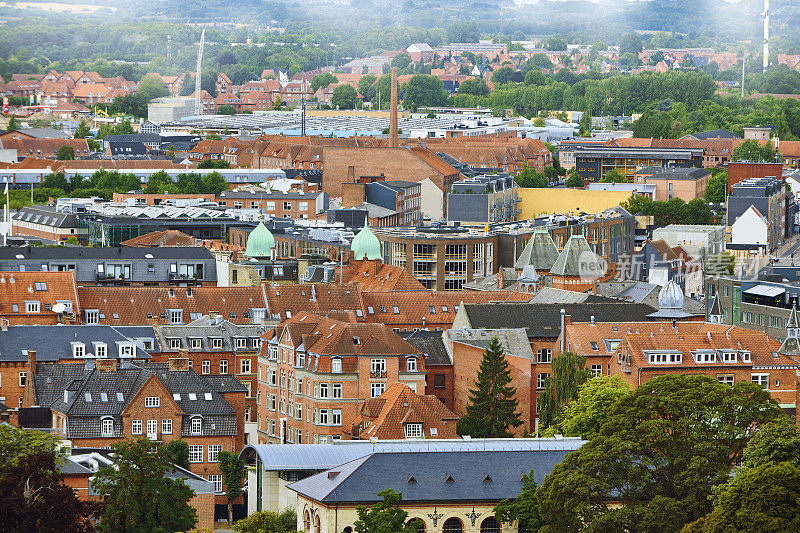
[195,29,205,116]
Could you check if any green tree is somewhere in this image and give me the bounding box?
[515,164,549,188]
[331,84,358,110]
[458,77,490,97]
[206,133,222,140]
[310,72,338,93]
[649,50,666,66]
[354,489,414,533]
[92,439,197,533]
[529,54,554,70]
[494,470,543,533]
[599,169,625,183]
[684,198,714,224]
[391,53,413,72]
[537,352,593,432]
[704,171,728,203]
[402,75,448,112]
[491,66,515,87]
[197,159,231,169]
[201,171,229,194]
[536,375,784,533]
[162,439,189,470]
[619,32,643,56]
[578,109,592,137]
[7,116,19,131]
[555,376,630,440]
[137,73,170,101]
[219,450,246,526]
[744,418,800,469]
[456,336,523,438]
[233,509,298,533]
[565,171,583,188]
[42,171,69,191]
[144,170,177,194]
[733,139,780,163]
[447,20,479,43]
[358,74,377,101]
[56,145,75,160]
[217,104,237,115]
[73,120,91,139]
[0,425,101,532]
[524,70,547,86]
[545,38,568,51]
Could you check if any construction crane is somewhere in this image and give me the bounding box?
[763,0,770,72]
[195,29,205,116]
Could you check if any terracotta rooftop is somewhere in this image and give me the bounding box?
[0,271,80,323]
[76,285,268,325]
[341,260,426,292]
[352,383,459,440]
[121,230,196,247]
[264,284,363,321]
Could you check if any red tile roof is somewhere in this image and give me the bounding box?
[0,271,79,324]
[264,284,363,321]
[121,230,196,247]
[341,260,426,292]
[352,383,458,440]
[77,285,267,325]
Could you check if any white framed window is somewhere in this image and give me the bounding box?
[240,359,251,374]
[190,338,202,350]
[741,352,751,362]
[235,338,247,350]
[208,444,222,463]
[752,373,769,388]
[191,417,202,435]
[332,383,342,398]
[118,343,134,358]
[132,419,142,435]
[168,309,183,324]
[721,352,737,363]
[72,343,85,358]
[95,343,107,358]
[647,353,682,364]
[147,419,157,438]
[18,372,26,387]
[188,445,203,463]
[717,375,734,386]
[371,382,385,398]
[695,352,716,364]
[406,357,417,372]
[590,364,602,377]
[101,418,114,437]
[25,301,40,313]
[145,397,160,408]
[318,409,329,424]
[208,474,223,494]
[319,383,329,398]
[219,359,228,374]
[201,360,210,374]
[211,338,223,349]
[331,358,342,373]
[537,373,549,390]
[537,349,552,363]
[162,419,172,434]
[371,358,386,376]
[404,423,423,438]
[296,403,302,419]
[332,409,341,425]
[85,309,99,324]
[169,338,181,350]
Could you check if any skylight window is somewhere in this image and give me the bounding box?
[189,393,197,401]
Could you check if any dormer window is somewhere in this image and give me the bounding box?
[191,417,202,435]
[721,352,737,363]
[72,342,85,358]
[118,343,134,358]
[94,343,107,358]
[741,352,751,362]
[694,352,716,364]
[406,357,417,372]
[404,423,423,439]
[648,352,682,364]
[331,358,342,373]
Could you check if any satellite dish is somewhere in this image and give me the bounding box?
[52,303,66,314]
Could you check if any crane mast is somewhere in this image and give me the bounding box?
[195,29,205,116]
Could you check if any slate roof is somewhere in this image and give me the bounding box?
[460,302,656,339]
[401,330,450,365]
[155,317,267,353]
[514,230,559,271]
[448,328,533,360]
[288,449,579,504]
[0,325,156,362]
[681,129,740,141]
[550,235,605,277]
[11,206,79,229]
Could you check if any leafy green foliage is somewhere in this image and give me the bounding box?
[599,169,625,183]
[551,376,630,440]
[704,171,728,203]
[623,195,715,225]
[219,450,246,524]
[491,66,515,87]
[56,145,75,160]
[446,20,479,43]
[217,104,237,115]
[733,139,781,163]
[565,171,583,188]
[536,375,784,533]
[578,109,592,137]
[92,439,198,533]
[458,77,490,97]
[162,439,190,470]
[311,72,338,93]
[232,509,298,533]
[494,470,543,533]
[401,74,448,112]
[354,489,414,533]
[73,120,91,139]
[545,38,568,51]
[537,352,593,432]
[456,336,523,438]
[331,84,358,109]
[197,159,230,169]
[515,163,549,188]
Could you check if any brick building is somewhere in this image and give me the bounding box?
[258,313,426,444]
[634,166,711,202]
[24,357,246,506]
[0,271,80,325]
[216,189,328,220]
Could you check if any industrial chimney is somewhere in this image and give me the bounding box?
[390,67,399,148]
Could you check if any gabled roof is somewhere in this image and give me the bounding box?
[264,284,363,322]
[353,383,458,440]
[287,449,580,504]
[0,271,79,318]
[0,325,155,362]
[341,260,426,292]
[121,230,196,247]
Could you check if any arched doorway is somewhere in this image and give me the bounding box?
[480,516,502,533]
[303,510,311,532]
[407,518,425,533]
[442,517,463,533]
[314,515,321,533]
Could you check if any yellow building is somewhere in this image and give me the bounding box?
[517,188,633,220]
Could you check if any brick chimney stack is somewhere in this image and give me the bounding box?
[390,67,398,148]
[27,349,36,376]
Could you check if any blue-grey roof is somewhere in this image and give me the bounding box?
[0,246,214,261]
[288,448,583,503]
[240,438,583,471]
[0,325,157,362]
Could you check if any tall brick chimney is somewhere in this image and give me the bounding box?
[26,349,36,376]
[390,67,398,148]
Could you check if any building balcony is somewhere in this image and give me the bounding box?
[370,370,386,379]
[96,273,131,283]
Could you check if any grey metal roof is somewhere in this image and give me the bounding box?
[155,318,267,353]
[550,235,605,277]
[461,302,655,339]
[401,330,451,365]
[528,287,590,304]
[240,438,582,472]
[0,325,156,362]
[448,328,533,360]
[288,447,583,504]
[514,230,559,271]
[12,206,78,228]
